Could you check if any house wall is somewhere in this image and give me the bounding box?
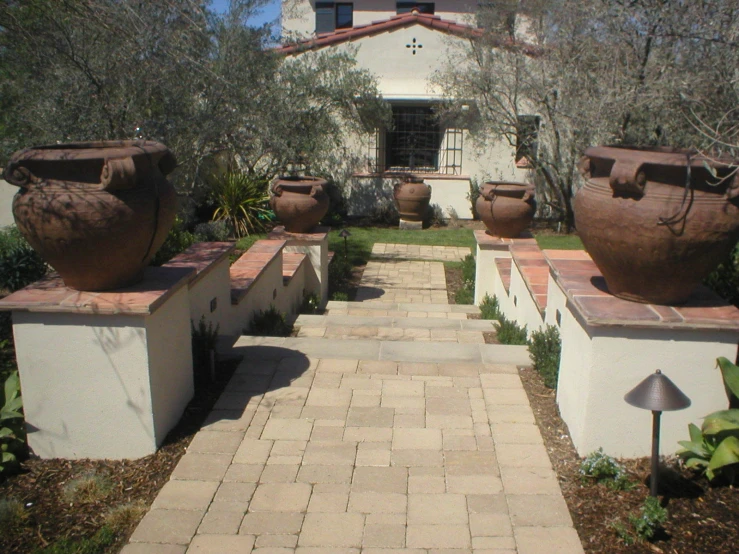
[283,0,480,38]
[0,180,17,228]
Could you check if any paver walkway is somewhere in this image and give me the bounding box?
[123,244,584,554]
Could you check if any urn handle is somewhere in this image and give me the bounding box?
[4,162,32,188]
[272,183,283,197]
[101,157,137,191]
[727,172,739,201]
[609,159,647,197]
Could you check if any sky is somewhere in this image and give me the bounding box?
[210,0,282,28]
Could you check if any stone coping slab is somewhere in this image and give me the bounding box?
[230,240,286,305]
[495,258,512,293]
[162,242,234,288]
[474,229,536,249]
[510,244,548,312]
[326,301,479,314]
[545,250,739,331]
[268,225,330,242]
[0,266,193,316]
[282,252,309,282]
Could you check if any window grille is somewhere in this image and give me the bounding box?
[367,106,463,175]
[397,2,435,14]
[316,2,353,34]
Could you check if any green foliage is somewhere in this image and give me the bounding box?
[104,501,147,534]
[328,255,354,298]
[479,294,502,320]
[1,371,25,475]
[533,233,585,251]
[0,497,27,533]
[629,497,668,541]
[0,227,47,292]
[210,171,271,238]
[300,292,321,315]
[249,305,292,337]
[579,448,633,490]
[331,292,349,301]
[150,217,196,266]
[453,254,476,305]
[678,357,739,483]
[467,178,481,220]
[191,316,220,385]
[528,325,562,389]
[424,203,447,228]
[704,244,739,308]
[494,315,528,345]
[193,220,232,242]
[61,471,113,504]
[34,524,116,554]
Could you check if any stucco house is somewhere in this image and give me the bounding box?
[279,1,537,219]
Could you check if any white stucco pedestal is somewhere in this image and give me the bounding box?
[545,250,739,458]
[473,230,536,305]
[0,267,195,460]
[269,226,329,308]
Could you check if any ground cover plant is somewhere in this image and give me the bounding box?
[528,324,562,389]
[248,305,293,337]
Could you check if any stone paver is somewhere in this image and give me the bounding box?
[124,245,583,554]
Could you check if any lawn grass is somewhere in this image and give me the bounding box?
[534,233,584,250]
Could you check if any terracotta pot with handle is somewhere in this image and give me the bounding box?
[575,145,739,305]
[393,175,432,222]
[269,176,329,233]
[476,181,536,238]
[4,141,178,291]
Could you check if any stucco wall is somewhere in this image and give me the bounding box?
[283,0,480,37]
[0,180,16,228]
[187,257,232,332]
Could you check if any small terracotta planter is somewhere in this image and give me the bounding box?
[476,181,536,237]
[393,175,431,222]
[270,176,329,233]
[575,145,739,305]
[4,141,178,291]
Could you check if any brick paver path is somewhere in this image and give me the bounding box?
[123,245,584,554]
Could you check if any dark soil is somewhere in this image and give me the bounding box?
[0,357,241,553]
[519,365,739,554]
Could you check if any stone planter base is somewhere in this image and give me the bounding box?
[399,219,423,230]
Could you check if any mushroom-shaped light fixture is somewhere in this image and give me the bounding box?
[625,370,691,496]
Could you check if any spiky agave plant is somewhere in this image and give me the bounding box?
[211,171,271,238]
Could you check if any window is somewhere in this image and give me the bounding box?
[396,2,435,15]
[368,105,463,175]
[516,115,540,166]
[315,2,353,34]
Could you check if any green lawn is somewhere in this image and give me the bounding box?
[235,225,582,266]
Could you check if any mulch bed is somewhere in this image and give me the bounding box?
[519,365,739,554]
[0,357,241,553]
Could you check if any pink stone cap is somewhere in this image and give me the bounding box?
[0,266,194,316]
[510,244,549,312]
[230,239,286,305]
[269,226,329,242]
[545,251,739,331]
[163,242,235,287]
[474,230,536,249]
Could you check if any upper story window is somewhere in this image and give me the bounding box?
[316,2,353,34]
[396,2,435,14]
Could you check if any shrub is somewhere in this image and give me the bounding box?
[494,315,528,345]
[331,291,349,301]
[528,325,562,389]
[467,178,481,220]
[300,291,321,314]
[454,286,474,305]
[210,171,271,238]
[193,220,231,242]
[453,254,476,305]
[479,294,502,320]
[1,371,26,476]
[0,244,47,292]
[678,357,739,484]
[424,203,446,228]
[150,216,196,266]
[0,497,27,533]
[629,496,668,541]
[249,305,292,337]
[328,255,353,296]
[370,197,399,226]
[704,243,739,308]
[191,316,219,384]
[580,448,633,490]
[461,253,476,284]
[104,500,147,533]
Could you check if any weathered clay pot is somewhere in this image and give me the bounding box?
[575,145,739,305]
[393,175,431,222]
[3,141,178,291]
[476,181,536,237]
[270,176,329,233]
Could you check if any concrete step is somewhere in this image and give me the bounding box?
[295,314,496,331]
[295,325,488,343]
[325,300,480,318]
[232,336,531,366]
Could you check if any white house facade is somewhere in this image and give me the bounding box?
[280,1,535,219]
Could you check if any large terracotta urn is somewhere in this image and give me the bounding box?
[3,141,178,291]
[393,175,431,222]
[476,181,536,237]
[270,176,329,233]
[575,145,739,305]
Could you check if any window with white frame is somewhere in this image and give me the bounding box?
[396,2,435,14]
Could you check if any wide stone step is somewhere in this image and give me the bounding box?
[296,314,495,330]
[233,336,531,366]
[326,300,480,317]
